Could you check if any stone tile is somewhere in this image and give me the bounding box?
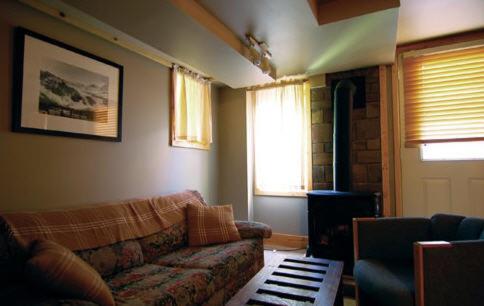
[352,164,367,183]
[352,108,366,120]
[356,119,381,140]
[352,140,366,151]
[321,87,331,101]
[312,124,332,142]
[357,151,381,163]
[367,139,381,150]
[366,103,380,118]
[312,110,323,124]
[313,153,332,166]
[368,164,382,183]
[312,143,325,153]
[313,182,333,190]
[311,88,324,101]
[312,166,325,183]
[323,109,333,123]
[352,183,382,192]
[311,101,323,111]
[324,166,333,182]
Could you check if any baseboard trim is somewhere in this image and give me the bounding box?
[264,232,308,249]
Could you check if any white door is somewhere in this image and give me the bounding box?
[400,144,484,217]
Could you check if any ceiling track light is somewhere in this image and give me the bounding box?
[246,33,272,75]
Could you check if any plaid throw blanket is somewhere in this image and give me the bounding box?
[0,190,205,251]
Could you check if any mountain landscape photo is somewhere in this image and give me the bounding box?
[38,58,109,123]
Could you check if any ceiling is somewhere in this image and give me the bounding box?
[397,0,484,44]
[58,0,484,88]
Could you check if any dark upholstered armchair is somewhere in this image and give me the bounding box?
[352,214,484,306]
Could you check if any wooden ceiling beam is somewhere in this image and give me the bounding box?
[308,0,400,25]
[169,0,276,79]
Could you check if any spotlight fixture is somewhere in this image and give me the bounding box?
[245,33,272,74]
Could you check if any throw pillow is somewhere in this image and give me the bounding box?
[187,204,241,246]
[25,239,115,306]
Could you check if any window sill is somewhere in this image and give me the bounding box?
[254,189,309,198]
[171,139,210,150]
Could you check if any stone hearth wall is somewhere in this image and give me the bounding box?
[311,67,382,192]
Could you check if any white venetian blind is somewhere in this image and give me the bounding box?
[402,44,484,146]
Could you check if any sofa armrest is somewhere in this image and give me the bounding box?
[414,240,484,306]
[235,221,272,239]
[353,217,431,261]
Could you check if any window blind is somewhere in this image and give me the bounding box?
[402,44,484,146]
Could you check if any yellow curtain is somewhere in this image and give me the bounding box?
[172,66,212,149]
[402,44,484,146]
[248,81,311,195]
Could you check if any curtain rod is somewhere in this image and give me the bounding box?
[246,79,308,91]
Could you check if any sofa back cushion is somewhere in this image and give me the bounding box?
[456,217,484,240]
[0,190,206,252]
[138,222,187,263]
[75,239,144,277]
[430,214,465,241]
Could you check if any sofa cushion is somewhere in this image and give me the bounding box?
[186,204,240,246]
[138,222,187,263]
[75,240,144,277]
[456,217,484,240]
[430,213,465,241]
[354,259,414,306]
[235,221,272,239]
[25,240,115,306]
[107,264,215,306]
[153,238,262,288]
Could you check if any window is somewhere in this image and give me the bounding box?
[247,82,311,196]
[402,43,484,150]
[171,66,212,150]
[421,141,484,161]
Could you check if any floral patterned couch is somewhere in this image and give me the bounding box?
[0,192,272,306]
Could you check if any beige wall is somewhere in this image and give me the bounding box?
[0,0,218,211]
[217,87,248,220]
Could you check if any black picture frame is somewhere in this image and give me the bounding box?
[12,27,123,142]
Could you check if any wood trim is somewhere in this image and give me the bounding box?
[307,0,319,22]
[413,241,452,306]
[379,65,391,217]
[352,217,377,262]
[264,233,308,249]
[352,219,360,262]
[397,28,484,55]
[414,242,425,306]
[391,63,403,217]
[20,0,200,73]
[313,0,400,26]
[169,0,276,79]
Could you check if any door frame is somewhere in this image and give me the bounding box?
[392,29,484,217]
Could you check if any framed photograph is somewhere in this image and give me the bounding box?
[12,27,123,141]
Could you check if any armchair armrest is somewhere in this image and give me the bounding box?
[235,221,272,239]
[414,240,484,306]
[353,217,431,261]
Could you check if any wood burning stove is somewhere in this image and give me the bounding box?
[306,190,380,275]
[306,79,381,276]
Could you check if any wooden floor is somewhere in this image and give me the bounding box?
[263,247,356,306]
